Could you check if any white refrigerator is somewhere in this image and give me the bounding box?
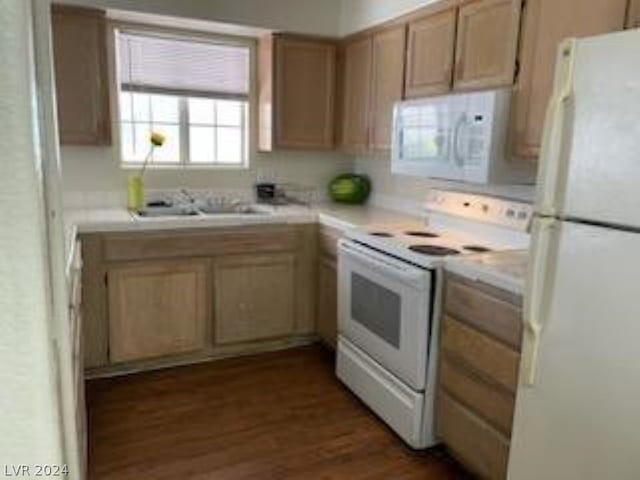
[508,30,640,479]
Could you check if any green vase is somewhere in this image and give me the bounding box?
[127,175,145,212]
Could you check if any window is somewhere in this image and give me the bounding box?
[116,30,251,168]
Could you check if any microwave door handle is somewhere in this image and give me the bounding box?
[393,110,405,162]
[453,115,468,168]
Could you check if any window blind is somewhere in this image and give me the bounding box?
[118,31,250,99]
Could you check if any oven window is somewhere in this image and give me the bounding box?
[351,273,401,348]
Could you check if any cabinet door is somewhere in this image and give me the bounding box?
[108,260,208,363]
[628,0,640,29]
[316,255,338,348]
[510,0,628,158]
[274,37,336,149]
[214,254,295,344]
[453,0,522,91]
[405,8,457,98]
[341,35,373,154]
[369,25,406,151]
[51,6,111,145]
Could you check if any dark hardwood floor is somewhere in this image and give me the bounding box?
[87,345,471,479]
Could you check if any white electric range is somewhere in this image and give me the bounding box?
[336,190,532,449]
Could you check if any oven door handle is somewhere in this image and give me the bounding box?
[339,240,427,287]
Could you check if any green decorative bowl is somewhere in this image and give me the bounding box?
[328,174,371,204]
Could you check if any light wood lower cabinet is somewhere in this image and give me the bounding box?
[437,391,510,480]
[437,273,523,480]
[316,225,342,348]
[214,254,296,344]
[81,224,316,374]
[107,260,209,363]
[439,357,515,436]
[316,254,338,348]
[441,315,520,392]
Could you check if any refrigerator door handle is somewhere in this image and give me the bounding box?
[535,39,576,215]
[522,217,556,386]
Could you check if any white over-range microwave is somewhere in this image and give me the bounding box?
[391,89,536,184]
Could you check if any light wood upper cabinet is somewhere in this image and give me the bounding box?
[453,0,522,91]
[341,35,373,154]
[510,0,629,158]
[107,260,208,363]
[370,25,407,151]
[258,34,336,151]
[405,7,457,98]
[51,6,111,145]
[214,254,296,345]
[628,0,640,28]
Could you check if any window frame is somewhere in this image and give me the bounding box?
[108,22,256,171]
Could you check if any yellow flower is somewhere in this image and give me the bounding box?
[150,131,166,147]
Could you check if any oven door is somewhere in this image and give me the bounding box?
[338,240,433,391]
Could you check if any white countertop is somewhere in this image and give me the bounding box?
[63,202,529,295]
[63,202,422,274]
[444,250,529,295]
[65,203,529,295]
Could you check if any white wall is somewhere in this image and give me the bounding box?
[339,0,438,35]
[354,154,536,206]
[57,0,343,36]
[59,0,438,37]
[0,0,65,470]
[61,146,353,205]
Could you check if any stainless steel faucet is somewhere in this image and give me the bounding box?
[180,188,197,204]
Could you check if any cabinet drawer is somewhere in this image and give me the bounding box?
[441,315,520,392]
[439,357,515,436]
[446,277,522,349]
[104,226,297,262]
[437,391,510,480]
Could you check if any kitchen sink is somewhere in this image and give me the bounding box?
[198,205,268,215]
[136,206,200,218]
[134,202,270,220]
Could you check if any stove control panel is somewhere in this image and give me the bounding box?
[425,190,532,231]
